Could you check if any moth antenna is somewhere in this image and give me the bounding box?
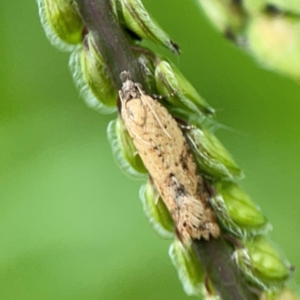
[118,90,125,105]
[136,85,172,139]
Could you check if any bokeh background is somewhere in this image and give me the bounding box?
[1,1,300,299]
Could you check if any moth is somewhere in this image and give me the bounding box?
[119,72,220,244]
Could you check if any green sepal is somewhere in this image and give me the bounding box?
[139,182,174,239]
[119,0,179,54]
[185,127,243,182]
[155,61,214,120]
[69,34,117,114]
[212,182,269,237]
[37,0,83,51]
[247,14,300,80]
[107,118,147,178]
[169,240,206,297]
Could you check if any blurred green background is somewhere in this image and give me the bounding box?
[1,1,300,299]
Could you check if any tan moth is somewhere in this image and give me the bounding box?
[119,72,220,244]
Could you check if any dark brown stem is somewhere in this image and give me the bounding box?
[193,237,259,300]
[74,0,260,299]
[75,0,144,89]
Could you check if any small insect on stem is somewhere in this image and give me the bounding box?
[119,71,220,245]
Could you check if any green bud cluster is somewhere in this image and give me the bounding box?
[38,0,298,299]
[196,0,300,80]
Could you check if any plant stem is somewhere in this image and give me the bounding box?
[193,237,258,300]
[75,0,144,89]
[74,0,260,299]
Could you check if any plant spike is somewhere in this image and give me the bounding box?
[37,0,299,298]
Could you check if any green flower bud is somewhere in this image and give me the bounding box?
[185,127,243,181]
[212,183,269,236]
[236,236,291,288]
[139,182,174,238]
[69,34,117,114]
[155,61,214,120]
[247,14,300,80]
[120,0,179,54]
[107,118,147,178]
[169,240,205,297]
[196,0,246,39]
[37,0,83,51]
